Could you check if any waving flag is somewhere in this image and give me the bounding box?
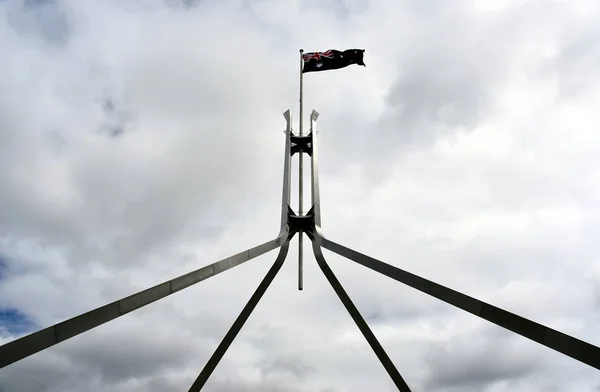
[302,49,366,73]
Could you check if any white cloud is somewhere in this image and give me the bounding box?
[1,0,600,391]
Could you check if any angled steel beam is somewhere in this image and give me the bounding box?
[188,239,291,392]
[313,243,412,391]
[0,239,281,369]
[320,238,600,371]
[307,112,411,390]
[0,111,296,370]
[309,110,322,230]
[279,110,294,238]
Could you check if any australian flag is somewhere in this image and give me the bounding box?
[302,49,365,73]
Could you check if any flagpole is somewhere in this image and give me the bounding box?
[298,48,304,291]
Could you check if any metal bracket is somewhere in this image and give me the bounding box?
[291,133,312,156]
[287,205,315,240]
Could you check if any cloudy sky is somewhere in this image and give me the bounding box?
[1,0,600,391]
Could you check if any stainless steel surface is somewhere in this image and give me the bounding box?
[188,240,290,392]
[309,110,324,242]
[280,110,293,236]
[298,227,303,291]
[312,242,412,391]
[320,238,600,371]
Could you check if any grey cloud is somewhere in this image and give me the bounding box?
[99,97,127,137]
[387,72,486,131]
[0,0,290,269]
[548,8,600,100]
[0,350,91,392]
[375,13,507,148]
[308,3,523,188]
[263,356,317,379]
[62,331,198,383]
[324,0,583,192]
[424,328,542,391]
[6,0,71,46]
[204,379,303,392]
[2,1,600,392]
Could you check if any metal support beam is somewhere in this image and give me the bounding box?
[188,240,291,392]
[309,110,322,238]
[0,239,282,369]
[320,238,600,371]
[279,110,293,238]
[313,243,412,391]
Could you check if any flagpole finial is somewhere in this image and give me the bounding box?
[300,49,304,54]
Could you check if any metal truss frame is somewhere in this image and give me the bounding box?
[1,110,599,391]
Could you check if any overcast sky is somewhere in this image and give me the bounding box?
[1,0,600,391]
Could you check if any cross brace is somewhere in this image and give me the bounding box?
[287,205,315,241]
[0,110,598,392]
[290,134,312,156]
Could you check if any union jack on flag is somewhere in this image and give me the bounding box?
[302,50,336,62]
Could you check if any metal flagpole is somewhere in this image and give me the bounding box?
[298,49,304,291]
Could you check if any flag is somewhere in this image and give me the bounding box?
[302,49,365,73]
